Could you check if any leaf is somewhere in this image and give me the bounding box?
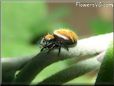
[95,42,114,85]
[2,70,15,83]
[38,57,100,85]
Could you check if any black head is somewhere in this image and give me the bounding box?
[40,34,55,49]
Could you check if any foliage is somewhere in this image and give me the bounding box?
[95,42,114,84]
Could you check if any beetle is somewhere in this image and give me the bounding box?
[40,28,78,55]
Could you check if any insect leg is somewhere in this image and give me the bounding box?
[57,42,62,56]
[63,45,69,51]
[40,47,45,52]
[47,44,56,54]
[58,46,61,56]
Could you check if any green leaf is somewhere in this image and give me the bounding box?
[38,58,100,85]
[95,42,114,84]
[2,70,16,83]
[12,51,61,84]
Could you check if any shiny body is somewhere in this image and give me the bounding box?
[40,29,78,55]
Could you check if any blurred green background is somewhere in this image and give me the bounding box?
[2,1,113,84]
[2,1,113,57]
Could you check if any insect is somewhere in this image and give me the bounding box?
[40,28,78,55]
